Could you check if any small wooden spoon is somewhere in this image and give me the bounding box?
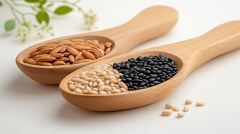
[59,20,240,111]
[16,6,178,84]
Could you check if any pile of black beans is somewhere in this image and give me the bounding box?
[113,55,177,91]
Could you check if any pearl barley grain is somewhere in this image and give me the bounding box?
[185,100,193,105]
[68,64,128,95]
[176,112,184,118]
[161,111,172,116]
[183,106,190,112]
[196,102,205,107]
[165,103,174,109]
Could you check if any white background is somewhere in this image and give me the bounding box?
[0,0,240,134]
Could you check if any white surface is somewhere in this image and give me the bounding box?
[0,0,240,134]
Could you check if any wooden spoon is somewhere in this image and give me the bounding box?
[59,20,240,111]
[16,5,178,84]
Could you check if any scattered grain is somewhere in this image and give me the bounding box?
[161,111,172,116]
[196,102,205,107]
[185,100,193,105]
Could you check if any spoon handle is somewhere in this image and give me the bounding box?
[190,21,240,70]
[159,21,240,71]
[92,5,178,53]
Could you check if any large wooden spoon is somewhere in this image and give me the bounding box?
[16,5,178,84]
[59,20,240,111]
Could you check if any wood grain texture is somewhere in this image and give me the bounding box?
[16,5,178,84]
[59,20,240,111]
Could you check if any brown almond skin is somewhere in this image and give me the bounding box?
[30,51,40,57]
[66,46,79,56]
[34,54,50,59]
[104,42,112,48]
[53,60,65,65]
[96,48,105,56]
[36,56,56,62]
[98,43,106,50]
[105,48,111,54]
[69,55,75,63]
[63,52,70,57]
[50,53,64,58]
[60,47,67,53]
[50,46,62,54]
[71,44,92,50]
[23,58,37,65]
[82,50,96,60]
[37,62,52,66]
[25,38,113,66]
[89,50,100,59]
[39,47,54,54]
[75,52,83,60]
[58,57,70,62]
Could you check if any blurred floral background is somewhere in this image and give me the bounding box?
[0,0,96,42]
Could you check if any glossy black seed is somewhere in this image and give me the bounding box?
[112,54,177,91]
[150,74,158,77]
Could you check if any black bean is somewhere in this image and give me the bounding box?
[113,54,177,91]
[149,78,155,82]
[150,74,158,77]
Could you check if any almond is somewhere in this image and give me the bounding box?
[75,52,84,60]
[53,60,65,66]
[36,56,56,62]
[39,47,54,54]
[71,44,92,50]
[50,53,64,58]
[63,52,70,57]
[105,48,111,55]
[34,54,50,59]
[66,46,79,56]
[58,57,70,62]
[24,38,113,66]
[98,43,105,50]
[88,50,100,59]
[105,42,112,48]
[69,55,75,63]
[30,51,40,57]
[50,46,62,54]
[23,58,36,65]
[60,46,67,53]
[82,50,96,59]
[96,48,105,56]
[37,62,52,66]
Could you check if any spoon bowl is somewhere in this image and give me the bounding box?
[59,20,240,111]
[16,5,178,84]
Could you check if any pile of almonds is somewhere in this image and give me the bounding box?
[161,100,205,118]
[68,64,128,95]
[23,38,113,66]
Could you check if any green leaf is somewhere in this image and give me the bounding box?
[54,5,73,15]
[25,0,39,3]
[36,11,49,24]
[4,19,16,32]
[39,0,47,6]
[46,3,53,8]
